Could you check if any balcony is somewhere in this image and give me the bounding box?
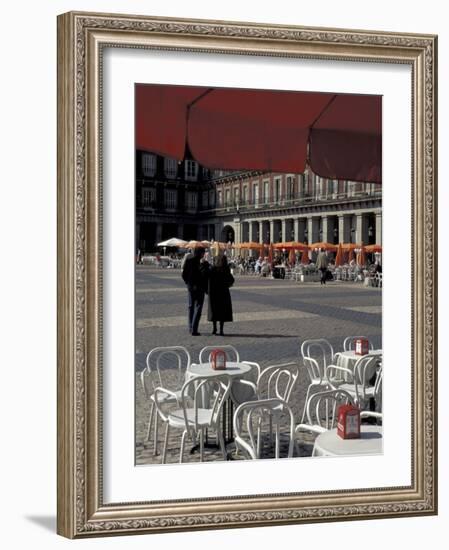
[205,189,382,214]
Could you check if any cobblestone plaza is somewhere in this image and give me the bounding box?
[135,267,381,465]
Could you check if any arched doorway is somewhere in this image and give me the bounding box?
[221,225,235,244]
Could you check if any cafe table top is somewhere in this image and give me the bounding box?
[313,425,383,457]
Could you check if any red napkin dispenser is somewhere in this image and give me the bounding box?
[337,404,361,439]
[355,337,369,355]
[211,349,227,370]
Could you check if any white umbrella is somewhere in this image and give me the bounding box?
[157,238,187,247]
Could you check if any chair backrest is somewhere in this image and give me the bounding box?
[256,362,299,402]
[353,354,382,405]
[198,345,240,364]
[305,389,354,431]
[233,398,295,459]
[180,374,231,436]
[301,339,335,383]
[142,346,191,396]
[376,272,383,287]
[343,336,374,352]
[230,361,261,405]
[373,364,383,411]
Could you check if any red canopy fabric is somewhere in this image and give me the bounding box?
[136,84,382,183]
[310,95,382,183]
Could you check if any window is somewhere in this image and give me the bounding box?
[164,189,177,209]
[202,167,210,180]
[253,182,259,205]
[313,176,317,195]
[264,180,270,203]
[333,179,339,195]
[209,189,216,206]
[186,191,197,210]
[303,172,310,195]
[286,176,294,200]
[234,187,240,205]
[274,178,281,203]
[185,160,198,180]
[298,174,305,196]
[142,153,156,177]
[164,158,177,178]
[225,189,231,206]
[243,185,248,204]
[202,190,209,209]
[218,190,223,206]
[142,187,155,206]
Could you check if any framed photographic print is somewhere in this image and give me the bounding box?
[57,11,437,538]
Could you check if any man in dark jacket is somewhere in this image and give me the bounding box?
[181,247,209,335]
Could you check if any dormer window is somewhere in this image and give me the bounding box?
[142,153,156,177]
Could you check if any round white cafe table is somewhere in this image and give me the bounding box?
[186,361,255,407]
[313,426,383,457]
[187,361,252,379]
[186,362,254,447]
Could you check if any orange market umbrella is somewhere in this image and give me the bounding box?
[335,243,344,266]
[341,243,357,263]
[288,248,296,264]
[185,240,205,249]
[273,241,308,250]
[273,242,289,249]
[365,244,382,253]
[239,241,263,250]
[268,243,274,264]
[357,245,367,267]
[309,241,338,252]
[301,247,309,264]
[348,247,355,263]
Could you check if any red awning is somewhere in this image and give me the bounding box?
[136,84,381,183]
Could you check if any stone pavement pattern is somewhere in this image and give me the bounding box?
[135,266,382,465]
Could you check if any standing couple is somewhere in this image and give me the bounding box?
[181,248,234,336]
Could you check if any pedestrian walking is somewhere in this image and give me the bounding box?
[207,254,234,336]
[181,248,193,269]
[316,248,329,285]
[181,247,209,335]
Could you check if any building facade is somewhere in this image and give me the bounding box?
[136,151,382,253]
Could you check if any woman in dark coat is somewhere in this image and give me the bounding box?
[207,254,234,335]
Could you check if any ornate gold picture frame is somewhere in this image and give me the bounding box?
[57,11,437,538]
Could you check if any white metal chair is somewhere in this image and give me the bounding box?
[295,389,354,455]
[300,339,343,422]
[233,398,295,459]
[255,362,299,401]
[154,374,232,463]
[231,362,299,455]
[230,361,298,405]
[198,345,240,364]
[140,346,191,455]
[343,336,374,352]
[375,272,383,288]
[326,354,382,411]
